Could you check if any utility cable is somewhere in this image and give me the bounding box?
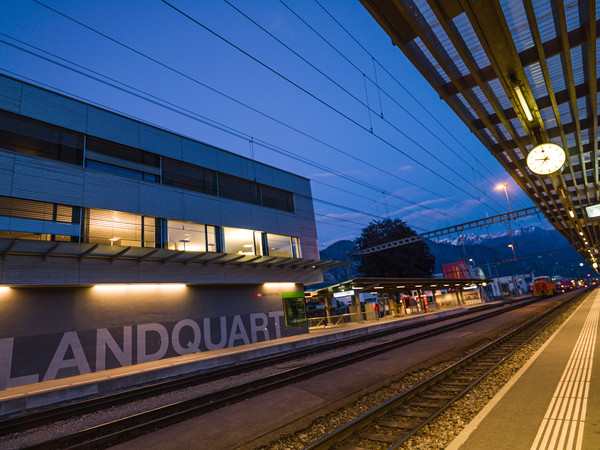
[224,0,503,208]
[159,0,502,212]
[312,0,531,211]
[0,38,450,226]
[30,0,466,212]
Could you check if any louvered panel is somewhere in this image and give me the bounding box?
[500,0,535,52]
[452,12,490,69]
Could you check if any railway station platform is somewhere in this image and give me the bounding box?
[0,299,503,419]
[448,288,600,449]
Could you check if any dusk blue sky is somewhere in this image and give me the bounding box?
[0,0,543,249]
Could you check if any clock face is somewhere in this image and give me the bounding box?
[526,143,566,175]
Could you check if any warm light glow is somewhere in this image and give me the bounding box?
[0,286,10,293]
[508,244,513,248]
[569,210,575,218]
[351,286,363,290]
[430,284,437,287]
[374,286,384,289]
[593,263,598,269]
[93,284,187,292]
[444,284,449,287]
[263,282,296,289]
[415,285,422,288]
[513,84,533,121]
[396,285,405,288]
[496,183,507,191]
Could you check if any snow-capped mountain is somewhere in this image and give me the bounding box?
[314,226,589,286]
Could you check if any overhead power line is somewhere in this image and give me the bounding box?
[223,0,502,208]
[0,36,454,234]
[159,0,503,212]
[29,1,468,217]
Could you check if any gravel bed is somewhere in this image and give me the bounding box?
[261,298,581,450]
[0,312,482,449]
[0,299,562,449]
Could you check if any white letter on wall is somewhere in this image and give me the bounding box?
[44,332,91,381]
[227,315,250,347]
[137,323,169,364]
[203,317,227,350]
[268,311,284,339]
[96,327,132,371]
[250,313,269,343]
[172,319,201,355]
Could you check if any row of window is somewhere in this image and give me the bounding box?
[0,111,295,213]
[0,196,301,258]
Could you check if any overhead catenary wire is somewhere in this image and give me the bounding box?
[29,0,467,216]
[311,0,531,211]
[159,0,504,213]
[0,38,445,230]
[219,0,509,212]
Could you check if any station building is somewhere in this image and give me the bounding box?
[0,74,343,389]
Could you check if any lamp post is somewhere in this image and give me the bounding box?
[496,183,513,212]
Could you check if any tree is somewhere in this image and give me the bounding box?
[354,218,435,278]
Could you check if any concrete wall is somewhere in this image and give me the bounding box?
[0,283,307,389]
[0,75,319,259]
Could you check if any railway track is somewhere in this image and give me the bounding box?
[0,294,572,448]
[304,290,586,449]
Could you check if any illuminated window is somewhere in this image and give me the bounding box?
[167,220,207,251]
[86,209,143,247]
[266,233,294,257]
[223,227,255,255]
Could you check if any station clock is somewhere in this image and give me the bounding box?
[526,143,566,176]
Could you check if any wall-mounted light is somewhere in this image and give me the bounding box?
[263,282,296,289]
[569,210,575,218]
[93,284,186,292]
[513,84,533,121]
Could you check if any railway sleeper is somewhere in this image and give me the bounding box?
[394,409,434,418]
[421,392,455,400]
[357,432,402,444]
[377,418,417,429]
[444,380,473,387]
[409,401,446,408]
[432,385,464,393]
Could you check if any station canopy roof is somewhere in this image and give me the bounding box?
[308,277,490,297]
[360,0,600,269]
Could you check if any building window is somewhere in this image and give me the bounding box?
[265,233,294,257]
[85,160,159,182]
[0,196,78,223]
[85,208,143,247]
[0,111,83,165]
[162,158,217,196]
[261,185,294,212]
[218,173,261,205]
[166,220,208,251]
[223,227,256,255]
[86,136,160,167]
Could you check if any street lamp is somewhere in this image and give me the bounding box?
[496,183,513,212]
[497,182,517,259]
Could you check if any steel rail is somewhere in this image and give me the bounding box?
[0,299,517,435]
[15,295,554,449]
[304,289,587,449]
